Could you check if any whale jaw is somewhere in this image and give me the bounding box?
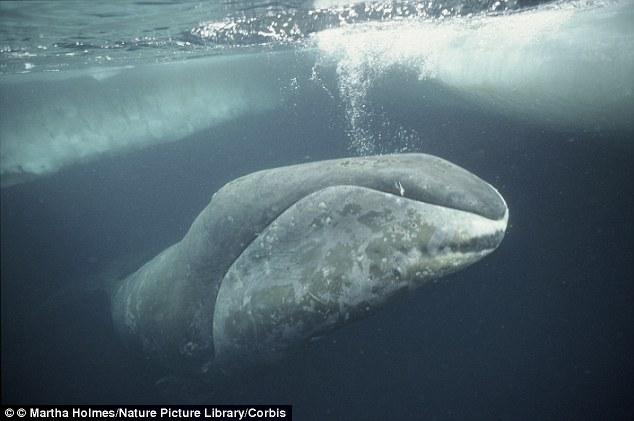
[212,184,508,371]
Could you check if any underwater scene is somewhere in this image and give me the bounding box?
[1,0,633,419]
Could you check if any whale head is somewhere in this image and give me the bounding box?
[111,154,508,377]
[212,155,508,371]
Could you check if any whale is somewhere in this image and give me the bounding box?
[111,153,508,377]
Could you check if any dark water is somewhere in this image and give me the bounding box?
[1,1,633,420]
[2,91,633,419]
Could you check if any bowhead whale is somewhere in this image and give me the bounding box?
[111,154,508,377]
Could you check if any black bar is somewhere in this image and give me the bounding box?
[1,405,292,420]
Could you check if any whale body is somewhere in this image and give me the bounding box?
[111,154,508,377]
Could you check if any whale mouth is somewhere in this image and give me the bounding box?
[262,181,509,263]
[232,156,510,271]
[447,230,506,254]
[426,185,508,255]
